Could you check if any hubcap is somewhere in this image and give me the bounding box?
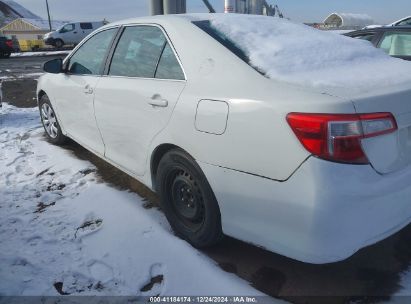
[169,170,205,230]
[41,103,59,139]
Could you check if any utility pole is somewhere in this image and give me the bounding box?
[202,0,216,13]
[45,0,52,31]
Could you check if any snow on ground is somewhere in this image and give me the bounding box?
[11,51,70,58]
[0,73,43,80]
[196,14,411,91]
[0,103,267,297]
[389,271,411,302]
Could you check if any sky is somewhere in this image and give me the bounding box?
[14,0,411,24]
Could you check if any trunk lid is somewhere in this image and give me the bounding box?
[352,86,411,174]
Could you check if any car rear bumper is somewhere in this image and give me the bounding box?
[199,157,411,264]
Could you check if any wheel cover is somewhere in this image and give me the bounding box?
[41,103,59,139]
[168,169,206,231]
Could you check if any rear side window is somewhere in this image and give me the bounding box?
[379,32,411,56]
[80,23,93,30]
[109,26,166,78]
[68,28,117,75]
[155,43,185,80]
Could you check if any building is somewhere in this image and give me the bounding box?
[323,13,374,30]
[0,18,67,41]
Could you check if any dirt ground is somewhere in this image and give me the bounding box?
[2,55,411,303]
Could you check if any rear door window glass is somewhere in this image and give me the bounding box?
[155,43,185,80]
[109,26,166,78]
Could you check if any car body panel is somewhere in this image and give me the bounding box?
[200,157,411,264]
[94,77,186,176]
[37,14,411,264]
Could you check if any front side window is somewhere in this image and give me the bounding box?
[60,24,75,33]
[109,26,166,78]
[379,32,411,56]
[68,28,117,75]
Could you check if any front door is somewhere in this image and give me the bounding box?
[94,25,186,175]
[54,27,118,155]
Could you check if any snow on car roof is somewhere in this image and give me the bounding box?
[188,14,411,91]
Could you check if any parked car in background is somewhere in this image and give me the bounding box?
[43,21,107,48]
[364,16,411,29]
[345,26,411,60]
[37,14,411,264]
[389,16,411,27]
[0,35,15,58]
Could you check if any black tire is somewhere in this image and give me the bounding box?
[39,94,67,145]
[157,149,223,248]
[3,52,10,58]
[54,39,64,49]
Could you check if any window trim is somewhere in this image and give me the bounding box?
[63,26,121,77]
[103,23,187,82]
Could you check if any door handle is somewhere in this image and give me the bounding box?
[84,84,93,94]
[148,94,168,107]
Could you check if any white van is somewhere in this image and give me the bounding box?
[43,21,107,48]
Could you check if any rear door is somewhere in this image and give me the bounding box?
[94,25,186,176]
[53,27,118,155]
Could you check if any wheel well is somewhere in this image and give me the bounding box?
[38,90,46,103]
[150,143,182,190]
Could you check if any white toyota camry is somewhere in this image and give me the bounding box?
[37,14,411,264]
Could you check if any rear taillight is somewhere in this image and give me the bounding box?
[5,40,13,48]
[287,112,397,164]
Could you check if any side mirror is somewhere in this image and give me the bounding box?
[43,58,63,74]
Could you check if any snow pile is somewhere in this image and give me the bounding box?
[11,50,70,58]
[204,14,411,90]
[0,104,263,297]
[3,0,39,19]
[0,0,40,25]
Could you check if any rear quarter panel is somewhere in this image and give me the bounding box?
[147,19,357,182]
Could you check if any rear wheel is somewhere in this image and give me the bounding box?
[157,149,223,248]
[39,94,67,145]
[2,52,10,58]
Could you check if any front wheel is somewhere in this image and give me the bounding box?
[39,94,67,145]
[54,39,64,49]
[157,149,223,248]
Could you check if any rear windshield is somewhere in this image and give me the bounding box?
[193,20,251,66]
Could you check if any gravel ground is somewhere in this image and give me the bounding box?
[1,55,411,303]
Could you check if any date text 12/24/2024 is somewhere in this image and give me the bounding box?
[149,297,259,303]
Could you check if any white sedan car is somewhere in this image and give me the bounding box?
[37,14,411,264]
